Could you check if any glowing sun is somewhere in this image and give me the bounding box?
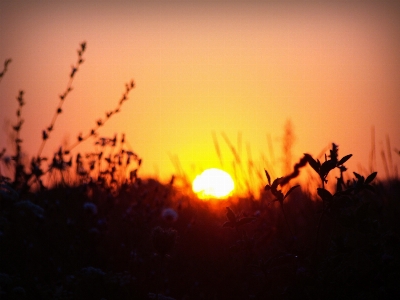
[192,168,235,199]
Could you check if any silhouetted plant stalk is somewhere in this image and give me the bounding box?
[304,144,350,255]
[0,59,12,179]
[12,90,26,187]
[0,58,12,84]
[37,42,86,158]
[282,119,295,175]
[220,132,256,197]
[0,42,137,192]
[64,79,135,155]
[262,154,309,239]
[75,134,141,189]
[304,143,378,257]
[43,50,135,189]
[264,168,301,238]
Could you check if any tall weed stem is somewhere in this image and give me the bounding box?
[37,42,86,158]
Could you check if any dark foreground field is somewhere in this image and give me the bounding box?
[1,172,399,300]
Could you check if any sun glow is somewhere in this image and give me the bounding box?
[192,168,235,199]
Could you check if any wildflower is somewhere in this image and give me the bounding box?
[161,208,178,223]
[83,202,98,215]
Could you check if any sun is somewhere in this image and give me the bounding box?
[192,168,235,199]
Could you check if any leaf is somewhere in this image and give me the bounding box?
[80,41,86,51]
[365,172,377,185]
[274,190,284,203]
[284,185,300,200]
[337,154,352,166]
[353,172,365,186]
[265,169,271,185]
[317,188,333,202]
[70,67,77,78]
[320,160,336,178]
[304,153,319,173]
[271,177,282,192]
[236,217,256,227]
[226,207,236,223]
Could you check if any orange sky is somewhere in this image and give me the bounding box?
[1,0,399,194]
